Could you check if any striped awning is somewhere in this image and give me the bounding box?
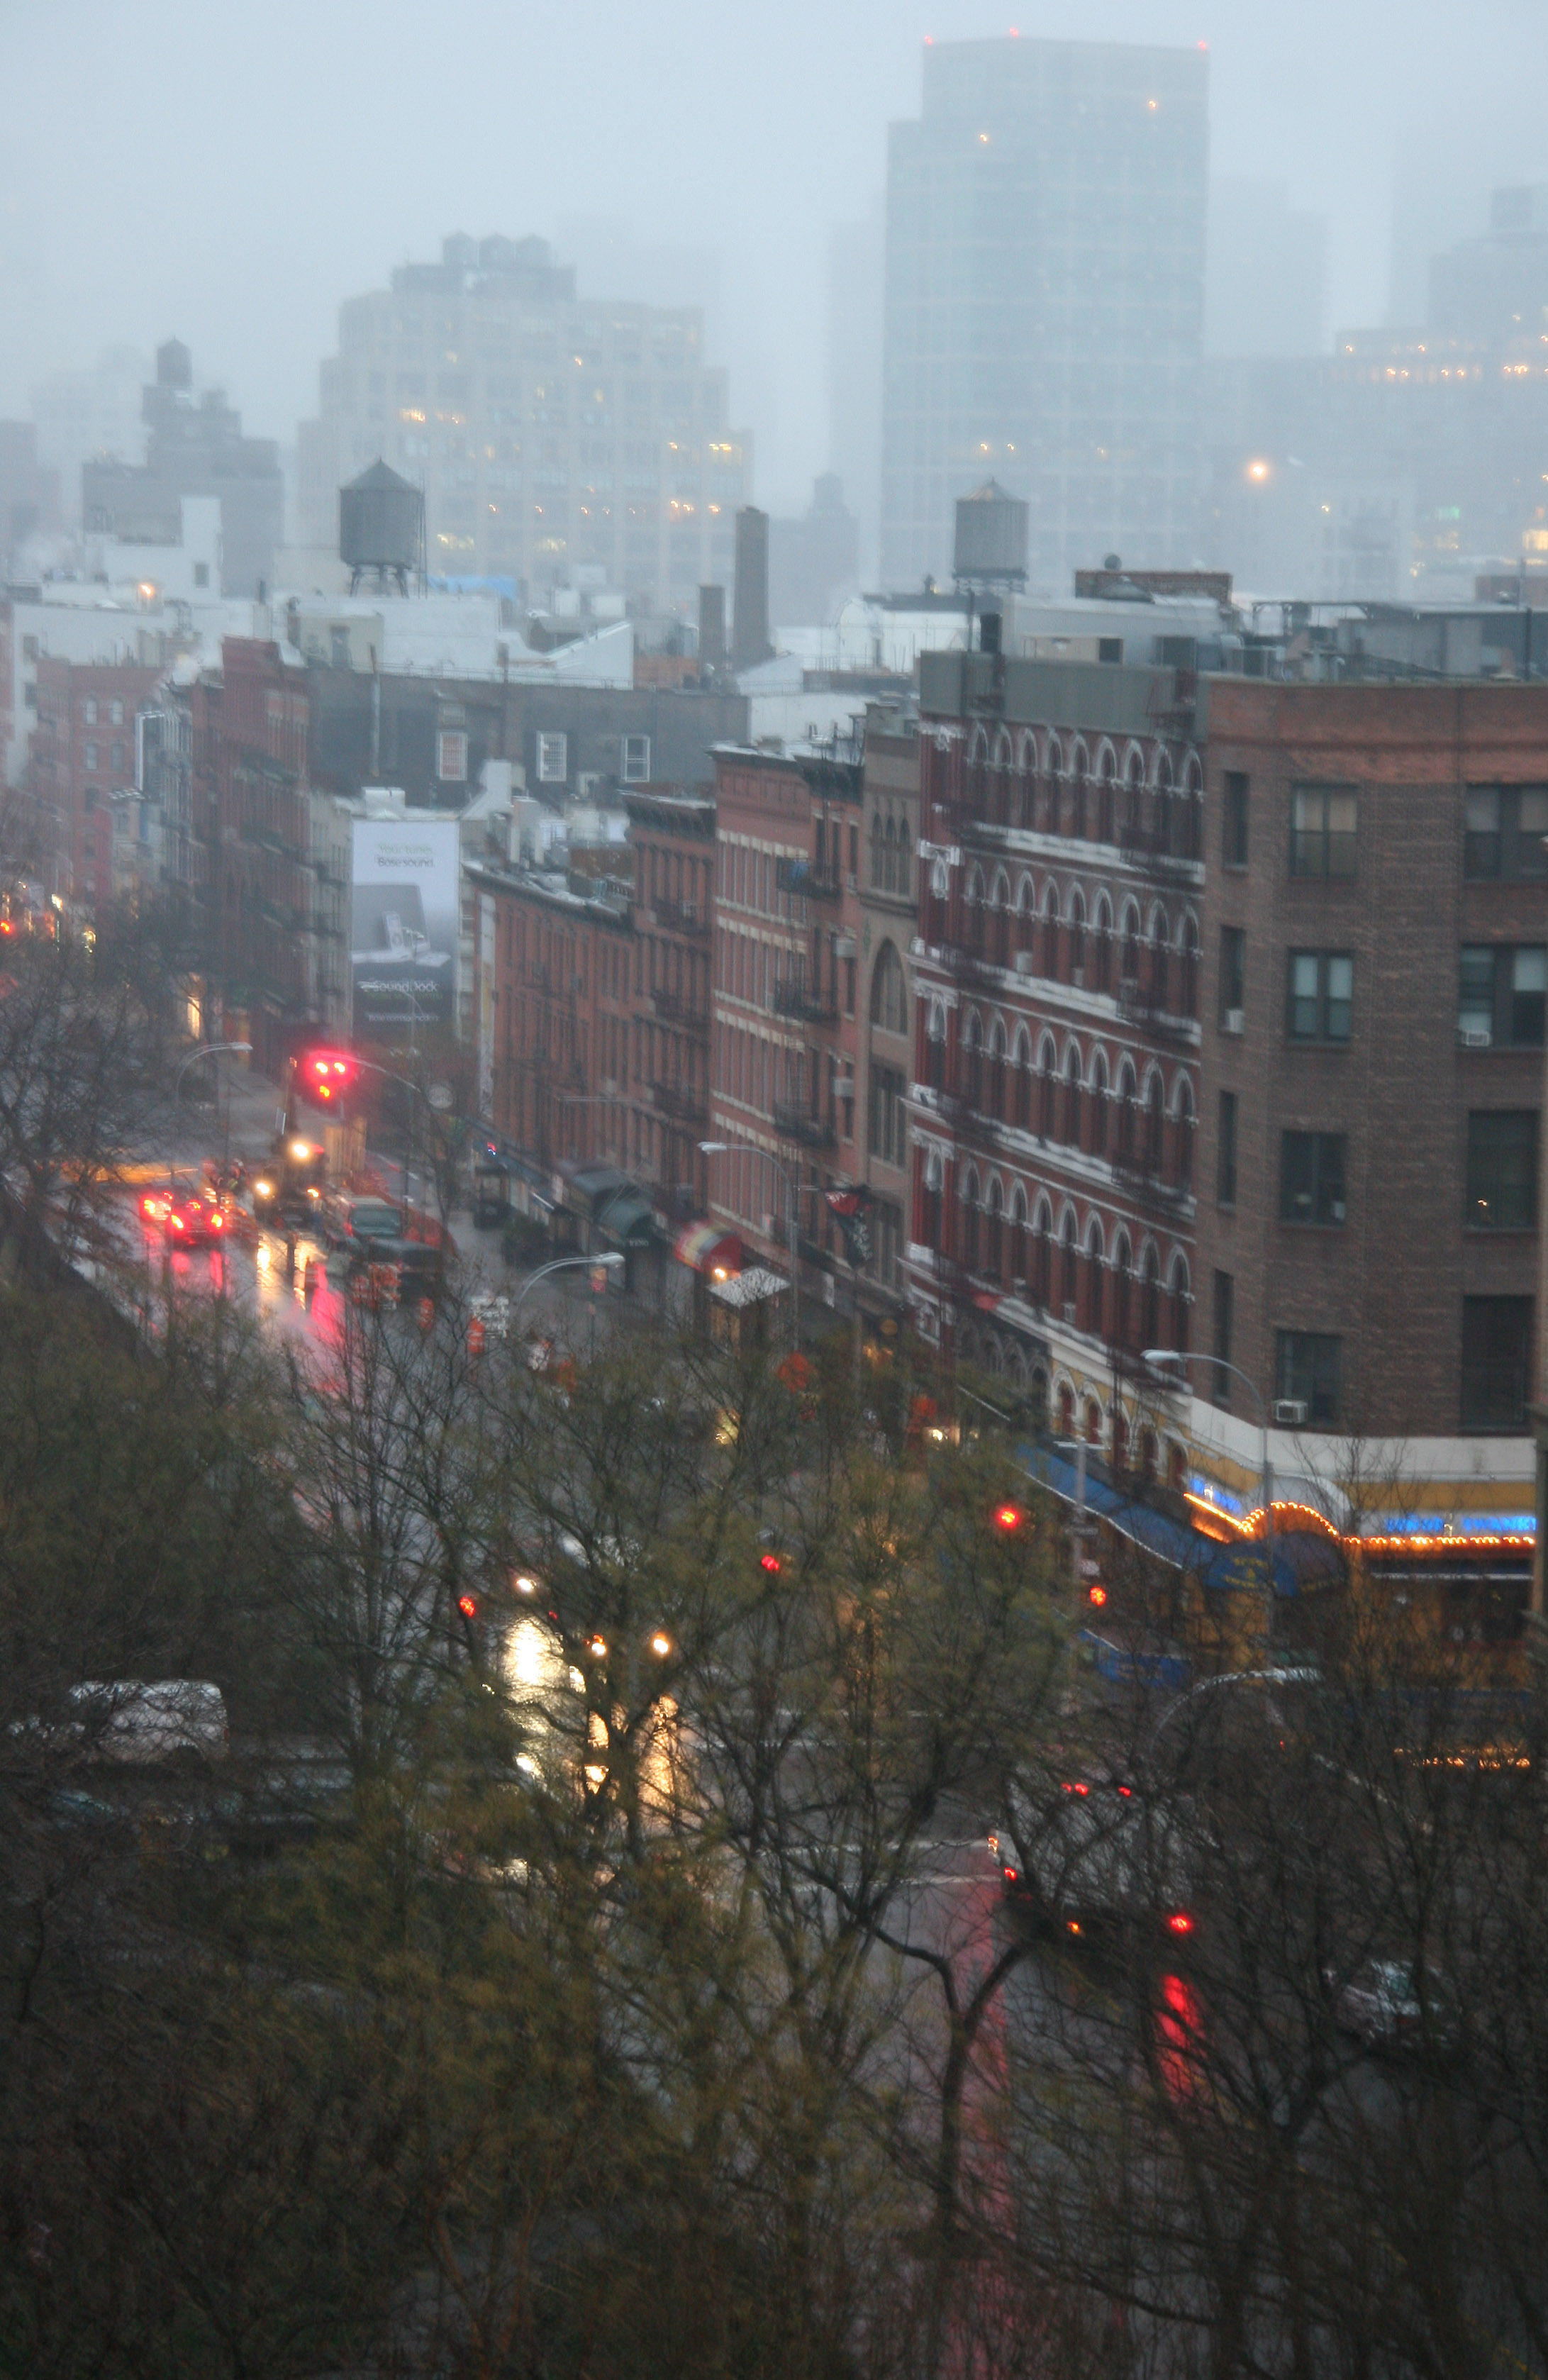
[673,1221,742,1275]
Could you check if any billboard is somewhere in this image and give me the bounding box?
[350,813,458,1038]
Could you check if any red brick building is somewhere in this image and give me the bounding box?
[707,738,865,1306]
[471,859,635,1178]
[28,656,161,909]
[1196,677,1548,1451]
[626,786,715,1218]
[906,652,1204,1474]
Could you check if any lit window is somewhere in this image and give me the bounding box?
[1290,785,1357,879]
[1286,950,1353,1042]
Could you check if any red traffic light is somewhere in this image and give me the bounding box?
[994,1503,1025,1533]
[298,1047,357,1106]
[1087,1584,1108,1608]
[457,1594,478,1620]
[759,1552,781,1574]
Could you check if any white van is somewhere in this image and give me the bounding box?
[69,1681,230,1763]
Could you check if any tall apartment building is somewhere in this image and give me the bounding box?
[854,701,920,1318]
[880,35,1208,597]
[706,740,865,1308]
[27,656,163,908]
[296,235,750,608]
[906,645,1547,1518]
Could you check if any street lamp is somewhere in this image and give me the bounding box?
[174,1040,252,1101]
[1142,1346,1276,1655]
[699,1138,799,1350]
[513,1251,623,1315]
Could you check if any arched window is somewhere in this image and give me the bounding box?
[968,728,990,811]
[1069,888,1087,981]
[1145,1072,1165,1177]
[966,867,986,954]
[897,818,911,901]
[925,997,947,1091]
[1008,1185,1028,1285]
[1070,745,1089,841]
[870,809,884,889]
[1063,1045,1082,1145]
[1033,1199,1053,1307]
[1141,1243,1161,1351]
[988,1018,1007,1119]
[1120,903,1142,991]
[1043,735,1064,835]
[1169,1254,1191,1357]
[1116,1061,1137,1166]
[1093,894,1113,994]
[1123,750,1144,845]
[1154,751,1174,857]
[1013,1029,1032,1128]
[991,732,1013,827]
[1098,752,1117,845]
[1083,1217,1105,1337]
[1059,1211,1079,1315]
[1176,1078,1196,1192]
[927,855,950,945]
[1016,735,1037,830]
[960,1168,980,1272]
[1113,1233,1132,1348]
[1038,1036,1057,1139]
[963,1009,984,1111]
[870,942,908,1036]
[1085,1398,1103,1446]
[1140,1427,1159,1483]
[1149,905,1170,1010]
[986,1177,1005,1283]
[1058,1381,1076,1438]
[991,869,1011,967]
[1042,885,1062,982]
[1111,1406,1129,1473]
[1015,877,1037,959]
[1089,1048,1110,1160]
[920,1145,943,1247]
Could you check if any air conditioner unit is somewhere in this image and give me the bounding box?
[1062,1301,1078,1327]
[1014,952,1035,977]
[1223,1008,1244,1035]
[1069,965,1085,989]
[1273,1398,1308,1427]
[1458,1023,1493,1047]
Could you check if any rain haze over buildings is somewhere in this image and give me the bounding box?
[2,0,1548,606]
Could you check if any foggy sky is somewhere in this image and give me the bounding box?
[4,0,1547,512]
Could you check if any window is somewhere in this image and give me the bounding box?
[1211,1272,1234,1407]
[82,698,97,725]
[1459,944,1547,1047]
[1280,1130,1347,1225]
[621,733,651,783]
[109,741,123,772]
[1223,771,1249,867]
[869,942,908,1036]
[83,743,98,770]
[194,562,210,589]
[536,730,568,783]
[109,699,123,726]
[1286,950,1353,1042]
[436,728,468,782]
[1219,925,1245,1025]
[1466,1111,1538,1230]
[1461,1296,1533,1432]
[1276,1331,1342,1425]
[1464,784,1548,881]
[872,1200,903,1291]
[1290,785,1357,879]
[869,1064,906,1167]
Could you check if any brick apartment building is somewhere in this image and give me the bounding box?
[1196,677,1547,1450]
[905,652,1203,1475]
[854,701,920,1319]
[28,656,161,907]
[704,738,866,1308]
[625,786,715,1218]
[905,646,1546,1506]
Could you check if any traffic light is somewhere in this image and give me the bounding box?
[457,1593,479,1620]
[759,1552,782,1574]
[994,1503,1025,1535]
[297,1047,358,1106]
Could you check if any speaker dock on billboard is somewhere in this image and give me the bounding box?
[350,814,458,1038]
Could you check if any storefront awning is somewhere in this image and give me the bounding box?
[596,1189,657,1250]
[707,1264,788,1309]
[674,1221,742,1275]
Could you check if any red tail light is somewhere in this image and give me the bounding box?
[169,1213,184,1231]
[759,1552,781,1574]
[1167,1911,1195,1936]
[1003,1864,1018,1882]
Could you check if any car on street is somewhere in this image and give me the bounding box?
[991,1774,1201,1945]
[321,1190,405,1252]
[1327,1958,1460,2053]
[164,1191,228,1248]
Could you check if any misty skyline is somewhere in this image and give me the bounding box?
[4,0,1548,515]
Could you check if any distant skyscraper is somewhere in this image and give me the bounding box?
[297,234,750,611]
[879,35,1209,596]
[81,341,282,596]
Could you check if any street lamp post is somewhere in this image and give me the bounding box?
[1142,1347,1276,1657]
[513,1251,623,1316]
[699,1138,799,1351]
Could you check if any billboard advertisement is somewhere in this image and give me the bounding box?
[350,813,458,1038]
